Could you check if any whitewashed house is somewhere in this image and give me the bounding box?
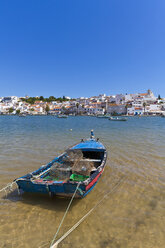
[84,105,104,115]
[127,106,143,115]
[145,104,162,114]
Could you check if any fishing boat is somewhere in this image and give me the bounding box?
[97,115,110,118]
[57,115,68,118]
[16,131,107,198]
[109,117,127,121]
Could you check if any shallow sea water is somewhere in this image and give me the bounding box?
[0,116,165,248]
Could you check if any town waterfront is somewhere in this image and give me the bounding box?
[0,116,165,248]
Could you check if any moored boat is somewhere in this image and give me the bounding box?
[109,117,127,121]
[16,131,107,198]
[97,115,110,118]
[19,113,27,117]
[57,115,68,118]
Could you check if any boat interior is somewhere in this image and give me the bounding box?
[80,150,104,167]
[37,149,105,182]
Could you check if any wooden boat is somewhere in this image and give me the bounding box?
[16,131,107,198]
[57,115,68,118]
[109,117,127,121]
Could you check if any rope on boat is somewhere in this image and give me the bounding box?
[49,182,81,248]
[50,176,127,248]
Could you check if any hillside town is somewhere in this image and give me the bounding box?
[0,90,165,116]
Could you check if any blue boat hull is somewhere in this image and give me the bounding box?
[16,135,107,198]
[16,172,102,198]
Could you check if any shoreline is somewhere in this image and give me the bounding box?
[0,113,164,117]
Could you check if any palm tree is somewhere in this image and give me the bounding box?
[62,106,66,113]
[125,104,129,115]
[76,103,79,115]
[45,104,50,113]
[101,106,105,115]
[143,102,146,115]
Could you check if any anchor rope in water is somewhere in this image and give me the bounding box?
[49,182,81,248]
[50,176,127,248]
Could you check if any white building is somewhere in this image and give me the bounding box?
[2,96,19,104]
[84,105,104,115]
[109,95,116,103]
[127,106,143,115]
[64,96,71,100]
[145,104,162,114]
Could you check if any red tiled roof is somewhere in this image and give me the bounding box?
[139,93,148,96]
[91,102,102,105]
[54,107,62,109]
[108,103,124,106]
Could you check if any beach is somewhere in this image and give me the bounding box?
[0,115,165,248]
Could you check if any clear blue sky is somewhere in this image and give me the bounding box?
[0,0,164,98]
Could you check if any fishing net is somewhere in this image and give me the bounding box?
[62,149,83,164]
[43,149,95,181]
[65,150,94,176]
[43,162,71,181]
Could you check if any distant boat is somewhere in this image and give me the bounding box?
[19,113,26,117]
[97,115,110,118]
[109,117,127,121]
[57,115,68,118]
[16,130,107,198]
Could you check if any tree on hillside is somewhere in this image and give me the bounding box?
[49,96,56,102]
[158,94,161,100]
[57,97,63,103]
[26,97,36,104]
[39,96,44,101]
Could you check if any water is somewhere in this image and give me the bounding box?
[0,116,165,248]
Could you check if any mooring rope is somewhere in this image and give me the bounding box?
[50,176,127,248]
[0,180,17,195]
[0,163,48,195]
[49,182,81,248]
